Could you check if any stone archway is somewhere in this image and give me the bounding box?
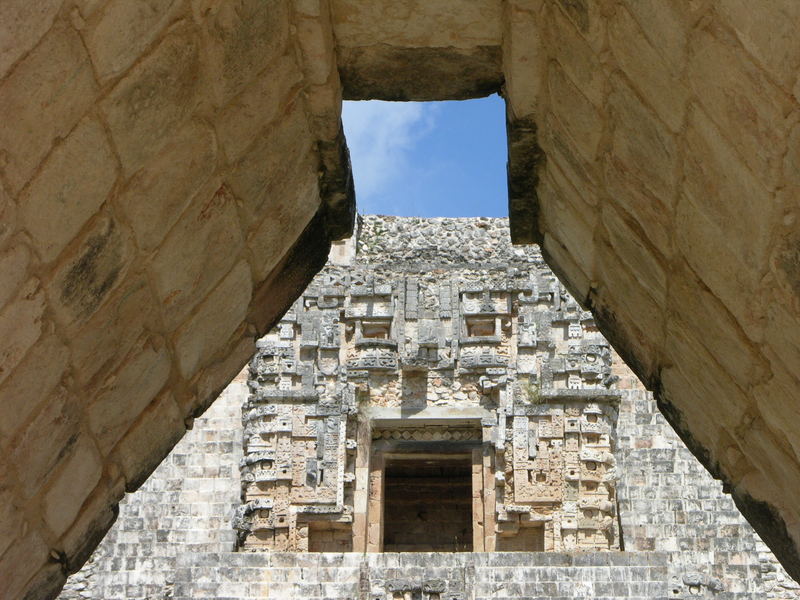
[1,1,799,597]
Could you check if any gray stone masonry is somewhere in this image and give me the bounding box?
[60,217,800,600]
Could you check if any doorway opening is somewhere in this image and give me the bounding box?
[383,457,473,552]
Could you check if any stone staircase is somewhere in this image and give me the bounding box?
[172,551,674,600]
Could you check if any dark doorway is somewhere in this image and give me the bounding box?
[383,457,473,552]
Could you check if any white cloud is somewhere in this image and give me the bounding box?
[342,101,436,212]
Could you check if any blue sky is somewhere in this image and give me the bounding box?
[342,95,508,217]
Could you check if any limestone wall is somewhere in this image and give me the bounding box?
[502,1,800,578]
[0,1,353,597]
[58,369,245,600]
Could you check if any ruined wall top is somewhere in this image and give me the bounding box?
[349,215,545,268]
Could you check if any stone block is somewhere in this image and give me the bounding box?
[600,204,667,306]
[295,11,336,86]
[0,0,61,79]
[246,167,320,281]
[537,171,597,282]
[552,0,605,52]
[43,437,103,537]
[226,98,315,226]
[549,4,604,106]
[602,159,671,259]
[541,115,600,207]
[332,0,502,48]
[10,385,82,497]
[0,242,30,310]
[666,262,769,391]
[546,61,603,162]
[68,277,160,387]
[0,468,22,557]
[592,244,665,382]
[0,277,45,388]
[214,52,302,162]
[675,193,764,342]
[608,4,689,132]
[683,104,775,272]
[150,180,244,330]
[502,2,543,118]
[61,477,124,573]
[84,0,185,80]
[117,120,218,252]
[0,23,97,193]
[0,185,16,250]
[191,337,255,417]
[617,0,688,74]
[113,393,186,492]
[0,334,67,445]
[717,0,800,88]
[197,0,291,106]
[19,116,118,263]
[0,528,49,599]
[44,216,130,327]
[86,336,172,454]
[173,260,253,379]
[607,73,678,204]
[687,20,793,188]
[100,24,200,176]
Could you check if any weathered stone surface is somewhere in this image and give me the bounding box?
[173,260,253,379]
[84,0,184,81]
[150,182,244,329]
[10,385,82,498]
[339,45,503,101]
[0,2,353,597]
[687,20,793,189]
[44,217,130,327]
[198,0,291,105]
[0,23,97,194]
[607,74,679,204]
[0,0,61,79]
[0,334,68,445]
[213,53,302,162]
[100,24,200,175]
[112,393,185,492]
[43,438,103,537]
[225,98,315,224]
[332,0,502,48]
[116,121,218,252]
[86,337,172,454]
[607,4,689,132]
[246,165,320,281]
[19,116,118,263]
[0,278,45,387]
[0,529,49,599]
[67,278,159,387]
[547,62,603,162]
[0,468,21,557]
[0,243,30,310]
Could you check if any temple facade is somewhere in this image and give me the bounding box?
[237,217,622,555]
[60,217,800,600]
